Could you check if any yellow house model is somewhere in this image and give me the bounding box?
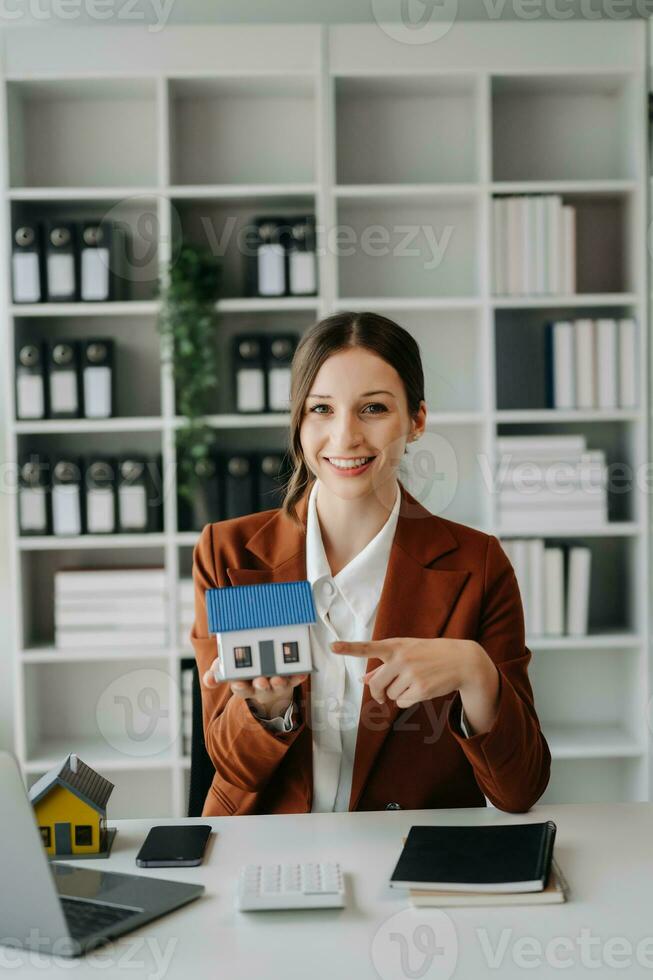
[28,753,114,857]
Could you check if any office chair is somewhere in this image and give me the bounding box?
[187,663,216,817]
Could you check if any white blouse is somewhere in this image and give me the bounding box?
[248,479,471,811]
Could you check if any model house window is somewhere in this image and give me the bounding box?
[40,826,51,847]
[234,645,253,668]
[75,825,93,845]
[282,641,300,664]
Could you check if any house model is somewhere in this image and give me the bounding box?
[28,752,114,857]
[206,580,317,681]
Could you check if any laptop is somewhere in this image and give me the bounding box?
[0,750,205,958]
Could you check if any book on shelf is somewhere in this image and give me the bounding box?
[499,537,591,638]
[545,318,637,410]
[543,547,565,636]
[54,567,167,596]
[55,607,167,628]
[496,435,608,530]
[619,318,637,409]
[497,434,586,454]
[54,628,169,648]
[527,538,544,637]
[493,195,575,296]
[559,204,576,296]
[566,546,592,636]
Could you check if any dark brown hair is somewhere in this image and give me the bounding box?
[282,311,425,524]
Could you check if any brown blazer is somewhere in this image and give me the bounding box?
[190,483,551,817]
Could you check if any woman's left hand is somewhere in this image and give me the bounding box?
[330,637,486,708]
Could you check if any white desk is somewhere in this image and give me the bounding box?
[8,802,653,979]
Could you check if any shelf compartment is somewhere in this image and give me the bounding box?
[179,307,314,417]
[173,192,315,300]
[10,196,161,303]
[544,724,644,760]
[168,76,316,186]
[497,533,640,635]
[494,304,641,413]
[336,195,479,300]
[18,545,167,650]
[530,646,644,757]
[491,73,637,182]
[335,75,479,185]
[13,311,163,421]
[383,308,485,414]
[22,659,178,770]
[491,189,635,298]
[7,78,158,189]
[495,419,642,525]
[541,757,644,803]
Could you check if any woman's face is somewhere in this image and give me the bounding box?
[299,346,426,504]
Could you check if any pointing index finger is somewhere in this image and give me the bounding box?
[330,640,390,659]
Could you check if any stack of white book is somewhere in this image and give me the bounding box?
[500,537,592,637]
[54,568,168,649]
[493,194,575,296]
[496,435,608,531]
[179,579,194,648]
[180,665,193,757]
[546,317,637,410]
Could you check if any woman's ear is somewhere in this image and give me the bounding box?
[409,400,427,442]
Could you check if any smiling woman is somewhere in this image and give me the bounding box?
[191,311,551,818]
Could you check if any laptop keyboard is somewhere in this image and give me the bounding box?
[60,897,140,939]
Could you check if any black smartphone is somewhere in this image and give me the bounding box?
[135,825,212,868]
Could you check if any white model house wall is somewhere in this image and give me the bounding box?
[217,623,312,681]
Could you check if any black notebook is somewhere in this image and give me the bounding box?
[389,821,557,893]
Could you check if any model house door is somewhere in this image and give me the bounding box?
[54,821,71,854]
[258,640,276,676]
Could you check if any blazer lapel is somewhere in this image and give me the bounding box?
[347,491,470,811]
[223,484,471,814]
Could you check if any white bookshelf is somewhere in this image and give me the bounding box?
[1,20,649,817]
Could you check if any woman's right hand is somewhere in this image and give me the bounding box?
[202,656,307,720]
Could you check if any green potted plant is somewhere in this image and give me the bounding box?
[157,244,222,509]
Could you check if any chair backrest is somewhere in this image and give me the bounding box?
[187,664,217,817]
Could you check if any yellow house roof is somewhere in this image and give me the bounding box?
[28,753,114,814]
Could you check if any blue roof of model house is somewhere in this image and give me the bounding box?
[206,580,316,634]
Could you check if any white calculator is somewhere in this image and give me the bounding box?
[237,861,345,911]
